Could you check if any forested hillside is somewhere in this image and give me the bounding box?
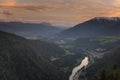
[86,47,120,80]
[0,31,66,80]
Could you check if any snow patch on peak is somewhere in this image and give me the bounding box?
[93,17,120,21]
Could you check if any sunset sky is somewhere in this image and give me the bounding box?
[0,0,120,26]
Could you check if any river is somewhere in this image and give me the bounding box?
[69,57,89,80]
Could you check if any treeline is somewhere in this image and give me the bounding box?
[92,65,120,80]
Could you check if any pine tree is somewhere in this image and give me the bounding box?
[100,70,107,80]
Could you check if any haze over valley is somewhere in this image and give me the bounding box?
[0,0,120,80]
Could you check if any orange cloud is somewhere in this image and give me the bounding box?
[0,0,17,6]
[0,0,120,26]
[1,10,13,15]
[0,2,66,11]
[103,0,120,17]
[113,0,120,6]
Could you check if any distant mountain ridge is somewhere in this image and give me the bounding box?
[0,22,64,38]
[58,17,120,39]
[91,17,120,21]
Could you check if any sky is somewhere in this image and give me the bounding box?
[0,0,120,27]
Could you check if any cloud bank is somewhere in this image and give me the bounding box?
[0,0,120,26]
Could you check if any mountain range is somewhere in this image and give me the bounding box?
[0,17,120,80]
[58,17,120,39]
[0,22,63,39]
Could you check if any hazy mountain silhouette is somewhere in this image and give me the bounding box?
[0,22,63,38]
[58,17,120,39]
